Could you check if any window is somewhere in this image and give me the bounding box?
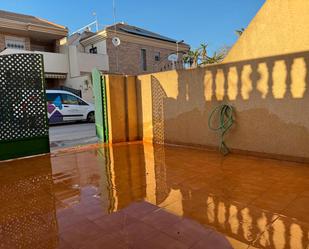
[89,45,97,54]
[5,36,26,50]
[61,94,79,105]
[77,98,88,106]
[154,52,160,61]
[141,49,147,71]
[46,93,61,104]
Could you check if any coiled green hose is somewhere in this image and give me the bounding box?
[208,103,234,155]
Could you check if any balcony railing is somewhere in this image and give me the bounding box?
[0,48,69,74]
[195,50,309,101]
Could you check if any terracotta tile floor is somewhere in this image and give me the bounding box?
[1,142,309,249]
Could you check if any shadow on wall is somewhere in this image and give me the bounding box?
[149,50,309,159]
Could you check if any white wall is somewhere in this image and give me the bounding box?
[68,45,109,75]
[41,51,68,73]
[64,74,94,103]
[64,45,108,103]
[84,40,107,54]
[68,46,80,77]
[78,52,109,73]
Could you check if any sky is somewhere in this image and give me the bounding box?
[0,0,265,54]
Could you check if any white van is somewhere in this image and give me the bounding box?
[46,90,95,124]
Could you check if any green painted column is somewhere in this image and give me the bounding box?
[92,69,109,143]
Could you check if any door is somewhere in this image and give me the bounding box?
[60,93,84,121]
[92,69,109,142]
[77,97,91,119]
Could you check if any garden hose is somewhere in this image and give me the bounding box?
[208,103,234,155]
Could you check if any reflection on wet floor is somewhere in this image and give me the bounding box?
[1,142,309,249]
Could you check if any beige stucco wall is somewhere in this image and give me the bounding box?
[137,59,309,160]
[105,54,309,160]
[104,0,309,161]
[133,0,309,161]
[224,0,309,62]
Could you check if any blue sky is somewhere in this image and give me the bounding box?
[0,0,265,53]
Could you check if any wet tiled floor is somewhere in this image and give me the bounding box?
[1,142,309,249]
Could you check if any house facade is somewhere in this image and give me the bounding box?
[65,23,190,102]
[78,23,190,75]
[0,11,189,103]
[0,10,69,89]
[0,10,109,101]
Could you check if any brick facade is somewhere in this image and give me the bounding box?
[106,38,184,75]
[0,34,5,51]
[0,33,31,51]
[25,37,31,50]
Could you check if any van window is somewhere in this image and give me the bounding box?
[46,93,60,104]
[77,98,88,106]
[61,94,79,105]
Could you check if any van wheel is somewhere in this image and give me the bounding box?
[87,112,95,123]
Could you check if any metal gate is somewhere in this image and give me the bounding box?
[92,69,109,142]
[0,53,50,160]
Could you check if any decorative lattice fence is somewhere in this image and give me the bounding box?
[0,53,50,160]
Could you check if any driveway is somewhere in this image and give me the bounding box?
[1,142,309,248]
[49,123,98,150]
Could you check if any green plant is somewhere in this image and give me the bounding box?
[192,49,200,67]
[205,52,225,64]
[183,43,226,67]
[200,43,208,64]
[183,50,194,67]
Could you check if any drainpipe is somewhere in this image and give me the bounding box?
[176,40,184,69]
[176,40,184,59]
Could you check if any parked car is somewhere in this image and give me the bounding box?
[46,90,95,124]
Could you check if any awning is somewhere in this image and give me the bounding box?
[45,73,67,79]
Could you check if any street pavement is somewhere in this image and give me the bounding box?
[49,123,98,150]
